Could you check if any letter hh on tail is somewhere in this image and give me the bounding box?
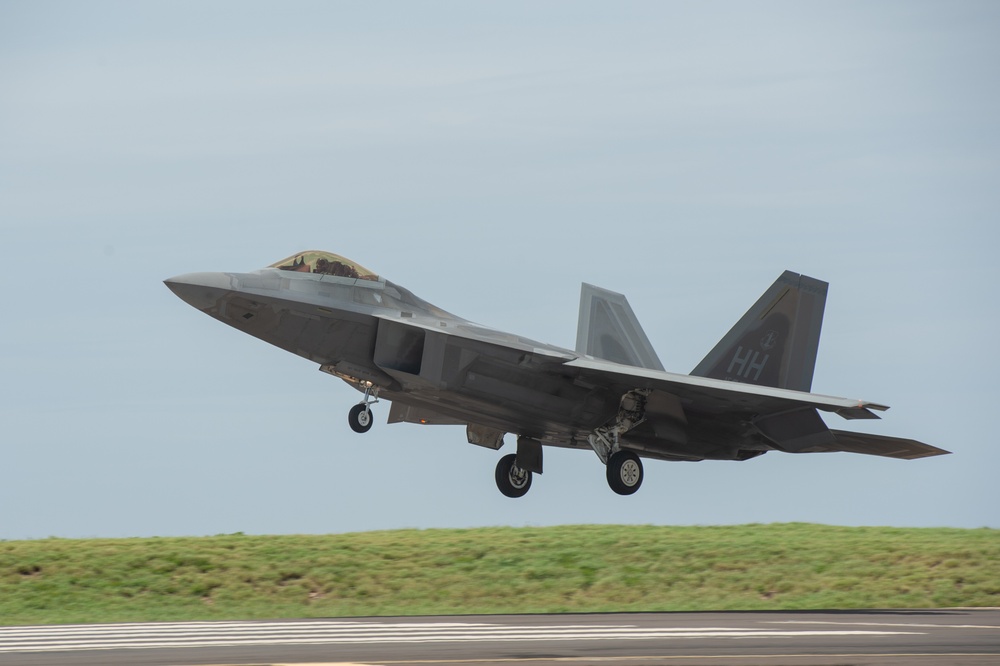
[691,270,828,391]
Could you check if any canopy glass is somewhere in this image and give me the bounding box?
[269,251,379,281]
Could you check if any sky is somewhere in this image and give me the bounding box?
[1,1,998,540]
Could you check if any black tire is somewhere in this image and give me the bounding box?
[607,450,643,495]
[348,404,373,433]
[495,453,532,498]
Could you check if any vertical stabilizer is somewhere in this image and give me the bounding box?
[690,271,827,391]
[577,283,664,371]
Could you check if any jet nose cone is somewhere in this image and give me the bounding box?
[164,272,233,311]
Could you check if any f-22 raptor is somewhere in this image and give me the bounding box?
[165,251,947,498]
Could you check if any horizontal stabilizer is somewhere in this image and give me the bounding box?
[753,408,948,459]
[577,283,664,370]
[827,430,950,459]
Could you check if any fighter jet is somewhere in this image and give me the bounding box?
[165,251,947,498]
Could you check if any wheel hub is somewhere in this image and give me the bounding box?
[509,465,528,488]
[620,459,640,486]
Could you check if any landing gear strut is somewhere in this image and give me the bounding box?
[348,382,379,433]
[588,389,649,495]
[495,453,532,498]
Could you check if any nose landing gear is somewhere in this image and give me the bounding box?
[348,403,373,433]
[348,382,380,433]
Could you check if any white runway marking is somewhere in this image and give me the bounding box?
[0,619,921,653]
[767,620,1000,629]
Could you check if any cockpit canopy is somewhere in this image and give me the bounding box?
[269,251,379,281]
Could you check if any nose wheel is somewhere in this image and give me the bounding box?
[348,382,379,433]
[348,403,373,433]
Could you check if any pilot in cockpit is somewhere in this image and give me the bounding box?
[270,251,380,281]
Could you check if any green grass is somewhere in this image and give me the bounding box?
[2,524,998,626]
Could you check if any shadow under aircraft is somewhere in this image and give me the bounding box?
[166,251,947,498]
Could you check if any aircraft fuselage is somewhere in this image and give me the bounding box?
[166,252,947,498]
[165,268,621,449]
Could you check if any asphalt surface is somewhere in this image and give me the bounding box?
[1,609,998,666]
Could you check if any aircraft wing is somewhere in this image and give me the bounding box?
[366,314,947,460]
[564,356,886,419]
[382,313,857,417]
[563,357,948,459]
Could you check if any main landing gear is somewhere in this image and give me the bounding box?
[495,453,532,498]
[588,389,648,495]
[493,448,643,498]
[606,450,643,495]
[347,382,379,433]
[344,381,648,497]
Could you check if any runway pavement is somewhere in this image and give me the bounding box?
[0,608,997,666]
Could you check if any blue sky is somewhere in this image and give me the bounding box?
[1,1,998,539]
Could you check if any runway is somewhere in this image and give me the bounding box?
[0,608,997,666]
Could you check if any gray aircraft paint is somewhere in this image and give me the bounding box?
[691,270,827,392]
[165,252,947,497]
[576,283,665,371]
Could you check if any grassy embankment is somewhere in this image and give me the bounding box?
[2,523,998,626]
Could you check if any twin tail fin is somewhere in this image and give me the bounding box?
[691,270,828,392]
[576,283,664,371]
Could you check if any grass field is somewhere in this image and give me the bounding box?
[2,523,998,626]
